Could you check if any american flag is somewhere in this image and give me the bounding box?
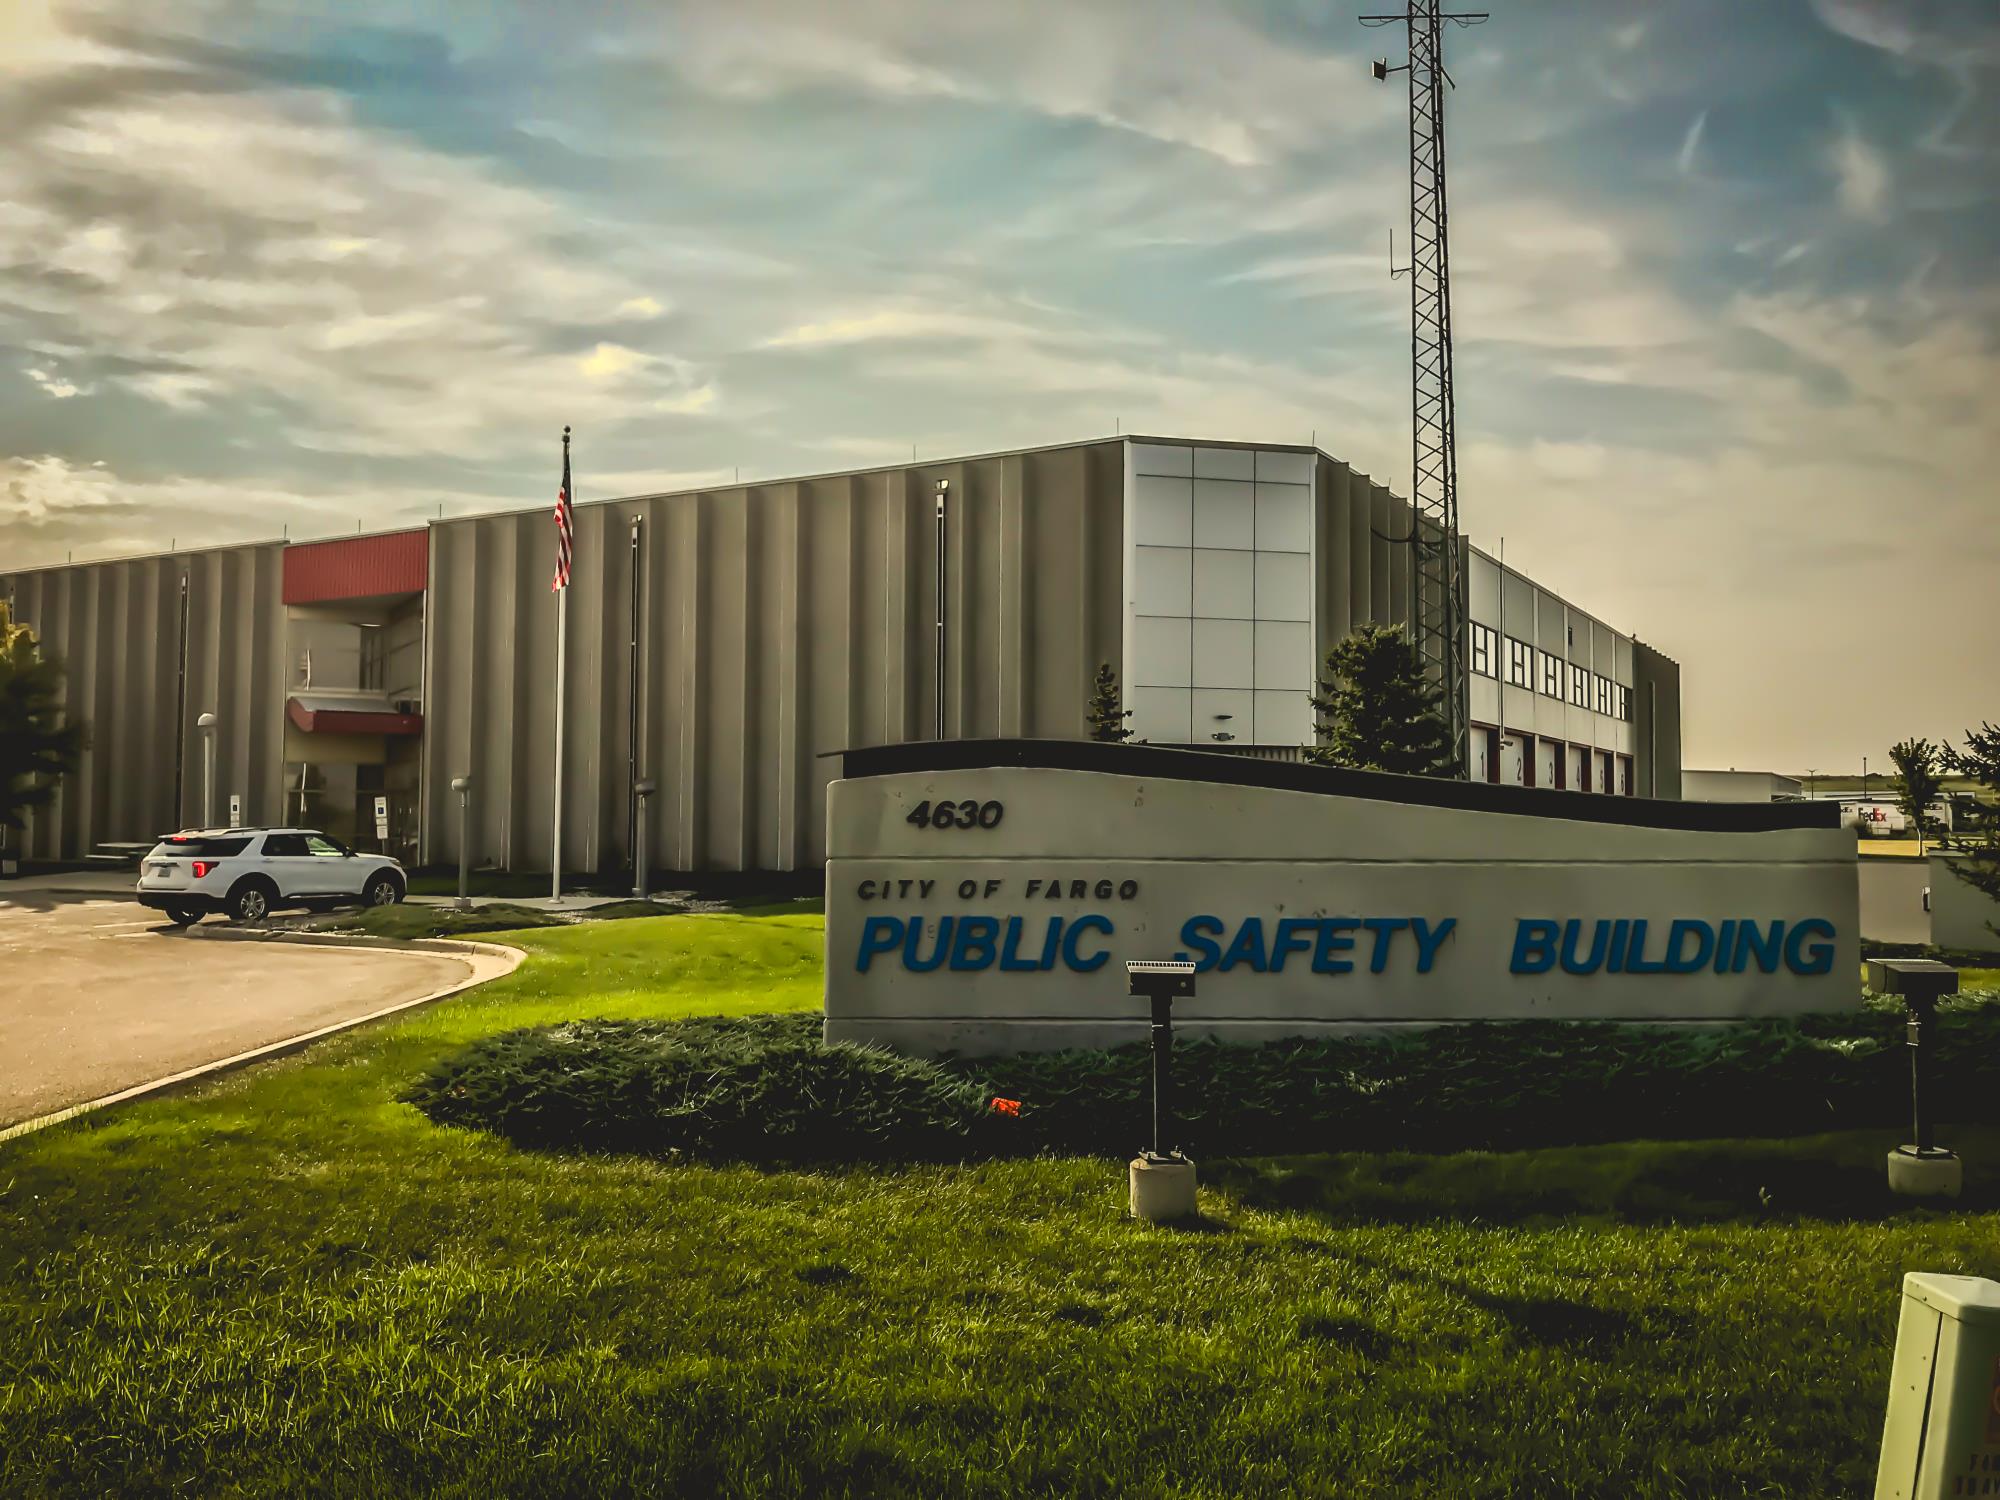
[552,426,574,592]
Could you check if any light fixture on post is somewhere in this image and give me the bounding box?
[1126,959,1199,1224]
[450,775,473,911]
[933,478,950,742]
[632,778,657,900]
[196,711,217,828]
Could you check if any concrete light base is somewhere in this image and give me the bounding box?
[1887,1147,1962,1200]
[1130,1155,1198,1223]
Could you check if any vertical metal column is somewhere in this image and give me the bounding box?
[627,514,643,872]
[173,572,190,827]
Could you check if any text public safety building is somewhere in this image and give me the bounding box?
[824,741,1851,1056]
[1,435,1682,872]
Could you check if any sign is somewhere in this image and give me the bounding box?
[228,793,242,829]
[373,795,390,843]
[823,745,1858,1056]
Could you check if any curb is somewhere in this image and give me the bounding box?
[182,924,523,961]
[0,935,525,1148]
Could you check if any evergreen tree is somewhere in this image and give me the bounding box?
[1306,623,1454,776]
[1941,721,2000,934]
[0,601,88,848]
[1887,737,1944,856]
[1085,662,1133,743]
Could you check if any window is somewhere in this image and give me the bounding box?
[1505,636,1533,688]
[1470,622,1496,678]
[359,628,386,691]
[1616,684,1631,722]
[148,835,251,858]
[305,835,347,858]
[1539,650,1562,699]
[1569,663,1588,708]
[262,833,309,857]
[1594,675,1611,715]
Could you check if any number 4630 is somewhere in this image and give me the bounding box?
[906,799,1004,830]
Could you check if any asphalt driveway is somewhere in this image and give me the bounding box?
[0,890,482,1129]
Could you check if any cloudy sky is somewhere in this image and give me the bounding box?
[2,0,1995,771]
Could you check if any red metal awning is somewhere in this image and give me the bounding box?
[286,697,422,736]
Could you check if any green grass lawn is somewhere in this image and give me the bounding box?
[4,913,1997,1498]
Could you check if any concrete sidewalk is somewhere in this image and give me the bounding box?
[0,870,136,899]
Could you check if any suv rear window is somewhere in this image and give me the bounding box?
[148,835,253,857]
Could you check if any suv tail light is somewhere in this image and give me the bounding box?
[191,859,220,878]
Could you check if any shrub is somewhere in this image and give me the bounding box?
[406,1002,2000,1166]
[404,1014,1006,1165]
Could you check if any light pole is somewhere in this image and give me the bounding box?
[196,711,217,827]
[633,778,657,899]
[934,478,949,741]
[1805,767,1818,801]
[450,775,473,911]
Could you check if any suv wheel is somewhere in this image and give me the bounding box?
[228,881,274,924]
[364,873,402,907]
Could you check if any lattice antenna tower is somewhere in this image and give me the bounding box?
[1363,1,1486,777]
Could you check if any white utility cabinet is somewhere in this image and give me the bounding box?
[1875,1273,2000,1498]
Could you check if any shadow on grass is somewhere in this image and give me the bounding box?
[1209,1126,2000,1228]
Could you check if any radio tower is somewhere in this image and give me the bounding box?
[1363,1,1485,777]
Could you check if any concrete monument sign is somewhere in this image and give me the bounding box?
[823,741,1857,1055]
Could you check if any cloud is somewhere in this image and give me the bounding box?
[1676,109,1707,176]
[0,67,717,459]
[24,366,84,399]
[1828,120,1892,220]
[1,452,437,545]
[652,0,1374,166]
[616,296,665,320]
[577,342,647,381]
[1810,0,2000,67]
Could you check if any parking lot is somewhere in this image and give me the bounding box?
[0,888,482,1129]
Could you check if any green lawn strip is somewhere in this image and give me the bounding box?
[3,912,1996,1498]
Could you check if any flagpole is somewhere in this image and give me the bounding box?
[552,584,566,901]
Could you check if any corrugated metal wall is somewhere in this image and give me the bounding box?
[1314,453,1420,652]
[420,440,1127,874]
[2,544,287,859]
[1632,641,1683,799]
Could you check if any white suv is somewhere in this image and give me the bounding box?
[137,828,406,926]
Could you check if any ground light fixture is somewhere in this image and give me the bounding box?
[1125,958,1198,1223]
[1869,957,1962,1199]
[450,775,473,911]
[632,778,657,899]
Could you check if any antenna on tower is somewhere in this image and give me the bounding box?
[1363,0,1486,779]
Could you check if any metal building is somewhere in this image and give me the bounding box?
[1,434,1682,872]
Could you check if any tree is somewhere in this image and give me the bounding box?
[1888,737,1944,857]
[1941,721,2000,933]
[1307,623,1454,776]
[1085,662,1133,743]
[0,601,88,853]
